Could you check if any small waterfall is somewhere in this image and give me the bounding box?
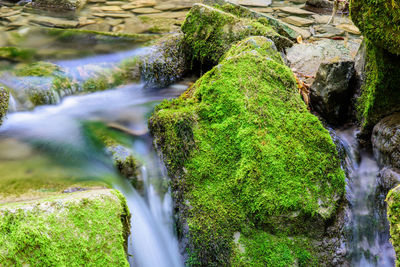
[0,84,186,266]
[336,127,395,266]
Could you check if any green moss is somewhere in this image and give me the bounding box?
[386,185,400,266]
[181,3,292,66]
[0,47,35,62]
[14,62,60,77]
[149,36,345,265]
[83,75,109,92]
[356,39,400,138]
[0,189,130,266]
[351,0,400,55]
[0,87,9,124]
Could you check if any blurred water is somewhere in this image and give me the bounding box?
[0,83,186,267]
[337,128,395,266]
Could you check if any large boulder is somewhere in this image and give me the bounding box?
[181,3,292,66]
[149,36,346,266]
[372,113,400,169]
[350,0,400,55]
[0,189,130,266]
[310,60,355,125]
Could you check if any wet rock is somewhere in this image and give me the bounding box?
[286,38,359,78]
[336,23,361,35]
[141,33,187,88]
[372,113,400,169]
[306,0,333,9]
[31,0,87,12]
[310,60,355,125]
[281,15,314,27]
[229,0,272,7]
[378,168,400,195]
[279,6,315,16]
[0,189,130,265]
[30,16,79,28]
[132,7,162,14]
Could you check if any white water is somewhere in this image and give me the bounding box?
[0,84,185,267]
[337,128,395,266]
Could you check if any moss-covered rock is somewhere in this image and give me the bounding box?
[141,33,188,89]
[0,189,130,266]
[350,0,400,55]
[181,3,292,66]
[386,185,400,265]
[8,61,78,107]
[0,87,9,124]
[356,39,400,139]
[149,36,345,266]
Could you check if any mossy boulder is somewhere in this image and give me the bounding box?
[0,87,9,124]
[0,189,130,266]
[181,3,292,66]
[356,40,400,139]
[350,0,400,55]
[386,185,400,265]
[149,36,346,266]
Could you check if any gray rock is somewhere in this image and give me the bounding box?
[286,38,360,77]
[378,167,400,194]
[281,15,314,27]
[306,0,333,9]
[229,0,272,7]
[141,33,187,88]
[32,0,87,12]
[372,113,400,169]
[310,60,355,125]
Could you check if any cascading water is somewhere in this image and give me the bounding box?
[336,127,396,266]
[0,80,185,266]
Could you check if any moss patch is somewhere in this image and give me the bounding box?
[149,36,345,265]
[386,185,400,265]
[0,47,35,62]
[0,87,9,124]
[181,3,292,66]
[351,0,400,55]
[0,189,130,266]
[356,39,400,138]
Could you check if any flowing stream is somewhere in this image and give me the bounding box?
[337,127,396,266]
[0,50,185,266]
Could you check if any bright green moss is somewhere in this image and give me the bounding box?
[0,189,130,266]
[351,0,400,55]
[0,47,35,62]
[356,39,400,138]
[150,36,345,265]
[181,3,292,66]
[0,87,9,124]
[386,185,400,266]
